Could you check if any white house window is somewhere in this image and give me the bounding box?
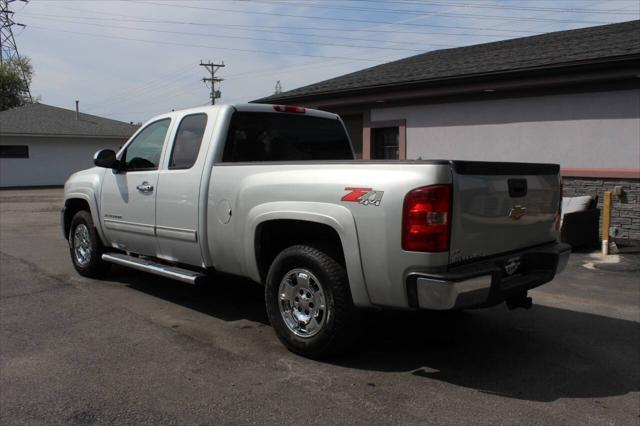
[0,145,29,158]
[371,127,399,160]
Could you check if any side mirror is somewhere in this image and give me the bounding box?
[93,149,119,169]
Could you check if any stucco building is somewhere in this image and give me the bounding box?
[257,21,640,239]
[0,103,138,187]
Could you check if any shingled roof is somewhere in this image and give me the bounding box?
[0,103,138,138]
[256,20,640,103]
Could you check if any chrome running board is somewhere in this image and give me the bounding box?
[102,253,205,285]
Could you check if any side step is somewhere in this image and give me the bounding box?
[102,253,206,285]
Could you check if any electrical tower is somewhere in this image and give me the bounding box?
[274,80,282,95]
[200,60,224,105]
[1,0,31,101]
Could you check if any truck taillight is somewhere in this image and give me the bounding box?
[402,184,452,252]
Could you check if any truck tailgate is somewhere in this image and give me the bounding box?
[449,161,561,265]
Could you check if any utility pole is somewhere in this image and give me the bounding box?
[200,60,224,105]
[0,0,31,101]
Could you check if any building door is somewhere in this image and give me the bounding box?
[371,127,399,160]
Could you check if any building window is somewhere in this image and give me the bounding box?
[371,127,399,160]
[0,145,29,158]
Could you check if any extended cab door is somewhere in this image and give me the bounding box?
[100,118,172,256]
[155,112,213,267]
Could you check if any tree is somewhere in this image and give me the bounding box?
[0,57,33,111]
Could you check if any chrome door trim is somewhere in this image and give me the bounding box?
[103,218,156,236]
[155,225,197,242]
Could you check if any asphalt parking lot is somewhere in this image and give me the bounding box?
[1,188,639,425]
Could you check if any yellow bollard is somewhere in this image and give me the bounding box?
[602,191,612,255]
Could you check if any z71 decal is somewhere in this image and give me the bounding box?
[341,187,384,206]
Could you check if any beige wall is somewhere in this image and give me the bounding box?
[0,136,126,187]
[370,89,640,171]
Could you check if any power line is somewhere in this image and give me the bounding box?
[241,0,616,24]
[273,0,638,15]
[26,25,386,62]
[19,9,546,38]
[91,45,404,116]
[84,65,200,110]
[128,0,539,34]
[200,60,224,105]
[20,14,454,52]
[389,0,639,15]
[99,77,203,116]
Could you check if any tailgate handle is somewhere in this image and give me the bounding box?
[508,178,527,198]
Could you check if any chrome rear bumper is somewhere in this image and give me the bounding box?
[406,242,571,310]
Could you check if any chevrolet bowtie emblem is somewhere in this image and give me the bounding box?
[509,205,527,220]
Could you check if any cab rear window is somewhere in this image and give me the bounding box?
[222,111,353,162]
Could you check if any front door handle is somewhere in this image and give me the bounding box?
[136,182,154,193]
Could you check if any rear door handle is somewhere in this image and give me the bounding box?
[136,182,154,193]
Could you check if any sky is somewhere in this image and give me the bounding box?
[9,0,640,123]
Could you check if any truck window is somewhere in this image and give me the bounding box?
[169,113,208,170]
[123,118,171,171]
[222,112,353,162]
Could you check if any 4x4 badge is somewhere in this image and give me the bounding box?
[342,187,384,206]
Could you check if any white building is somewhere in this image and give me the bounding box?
[0,103,137,187]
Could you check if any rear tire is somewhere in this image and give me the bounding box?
[265,245,359,359]
[68,210,110,278]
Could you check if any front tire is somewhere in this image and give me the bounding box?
[265,245,359,359]
[68,210,110,278]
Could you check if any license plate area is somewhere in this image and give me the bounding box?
[496,252,557,291]
[501,256,522,276]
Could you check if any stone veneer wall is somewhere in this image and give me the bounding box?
[562,177,640,241]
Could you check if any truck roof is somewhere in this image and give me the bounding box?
[146,103,340,123]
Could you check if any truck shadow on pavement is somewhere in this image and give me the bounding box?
[105,266,639,403]
[105,265,270,325]
[340,307,640,402]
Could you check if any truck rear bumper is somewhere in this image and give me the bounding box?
[406,242,571,310]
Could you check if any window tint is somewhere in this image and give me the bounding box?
[169,113,208,169]
[0,145,29,158]
[123,119,170,171]
[222,112,352,162]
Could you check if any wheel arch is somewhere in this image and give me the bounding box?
[63,192,106,244]
[246,202,371,308]
[256,219,345,279]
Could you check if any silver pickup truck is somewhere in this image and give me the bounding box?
[62,103,570,358]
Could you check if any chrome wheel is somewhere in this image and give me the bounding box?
[73,224,91,266]
[278,268,328,338]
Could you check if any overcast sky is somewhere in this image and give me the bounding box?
[11,0,640,123]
